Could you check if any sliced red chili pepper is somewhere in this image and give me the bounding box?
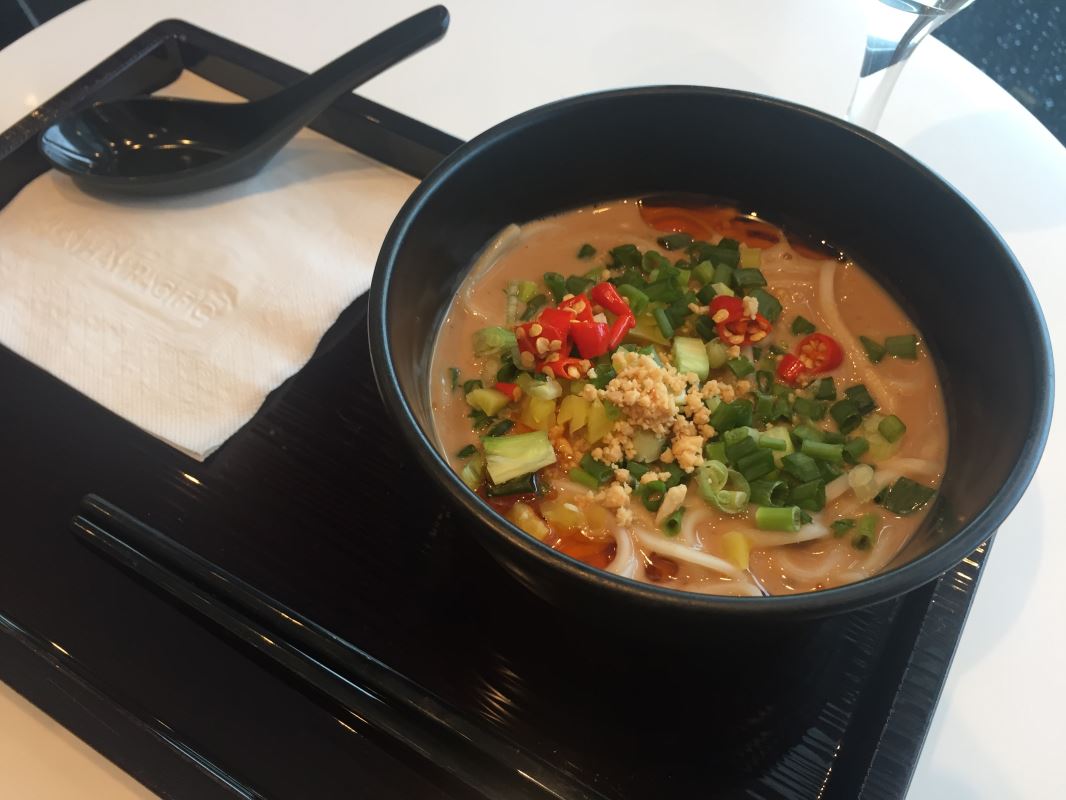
[545,357,587,380]
[557,293,594,323]
[535,307,574,340]
[570,321,610,359]
[708,296,744,325]
[589,282,630,317]
[796,333,844,374]
[709,297,771,345]
[605,312,636,350]
[776,353,807,386]
[494,382,519,401]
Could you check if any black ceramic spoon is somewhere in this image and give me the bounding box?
[38,6,449,197]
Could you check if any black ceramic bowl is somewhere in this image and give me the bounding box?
[369,87,1052,621]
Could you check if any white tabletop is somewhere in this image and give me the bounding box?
[1,1,1063,798]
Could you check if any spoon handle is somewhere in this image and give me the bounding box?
[259,5,449,131]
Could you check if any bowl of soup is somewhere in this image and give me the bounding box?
[369,87,1051,621]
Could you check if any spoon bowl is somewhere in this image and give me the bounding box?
[39,5,449,197]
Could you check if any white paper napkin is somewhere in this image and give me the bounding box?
[0,73,418,459]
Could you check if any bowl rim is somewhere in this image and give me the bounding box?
[369,84,1054,615]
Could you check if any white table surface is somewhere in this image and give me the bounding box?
[1,1,1063,797]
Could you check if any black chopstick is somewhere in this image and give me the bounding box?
[0,608,264,799]
[72,494,602,800]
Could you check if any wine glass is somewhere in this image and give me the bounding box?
[847,0,978,130]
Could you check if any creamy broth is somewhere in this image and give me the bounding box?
[430,199,947,596]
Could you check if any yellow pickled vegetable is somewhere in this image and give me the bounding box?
[540,499,587,530]
[583,502,612,532]
[556,395,590,436]
[721,531,750,571]
[507,502,549,540]
[586,399,619,444]
[519,395,556,431]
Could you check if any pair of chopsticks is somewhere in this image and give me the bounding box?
[71,495,600,800]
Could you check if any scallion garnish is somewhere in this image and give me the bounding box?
[566,275,595,296]
[736,448,775,481]
[639,480,667,512]
[609,244,642,269]
[831,518,855,537]
[448,367,461,390]
[750,479,788,506]
[844,384,878,415]
[859,335,886,364]
[657,232,693,251]
[652,308,674,339]
[885,334,918,359]
[793,396,827,421]
[520,293,548,321]
[577,243,596,259]
[842,437,869,464]
[791,316,816,335]
[486,419,515,438]
[781,452,821,483]
[727,357,755,378]
[733,268,767,291]
[661,507,685,536]
[800,439,844,464]
[813,377,837,401]
[830,399,862,434]
[881,477,936,515]
[579,454,614,486]
[462,379,483,394]
[789,479,827,512]
[569,466,600,490]
[456,444,477,459]
[617,284,649,316]
[878,415,907,443]
[755,505,802,532]
[543,272,567,302]
[852,513,879,549]
[748,288,782,322]
[486,472,540,497]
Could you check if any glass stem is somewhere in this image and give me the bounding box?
[846,1,952,131]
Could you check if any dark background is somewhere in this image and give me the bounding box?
[0,0,1063,143]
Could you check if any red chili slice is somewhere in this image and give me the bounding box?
[570,321,610,359]
[605,312,636,350]
[589,282,630,317]
[557,293,594,323]
[545,357,587,380]
[709,296,771,346]
[776,354,807,386]
[797,333,844,374]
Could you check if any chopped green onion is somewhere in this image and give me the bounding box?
[577,243,597,259]
[467,409,494,431]
[566,275,595,296]
[727,357,755,378]
[448,367,461,390]
[609,244,642,269]
[822,430,846,445]
[755,370,774,394]
[789,479,826,512]
[791,316,816,335]
[696,283,718,305]
[771,396,792,421]
[496,359,518,383]
[852,513,879,549]
[543,272,567,302]
[614,268,644,288]
[652,308,674,339]
[693,315,717,341]
[644,279,683,303]
[692,260,715,285]
[748,288,782,322]
[703,441,727,463]
[642,250,671,274]
[695,461,750,514]
[473,326,517,357]
[813,377,837,401]
[580,454,614,485]
[487,473,540,497]
[661,507,685,536]
[486,419,514,438]
[460,455,485,491]
[830,399,862,434]
[617,284,649,316]
[568,467,599,490]
[754,394,775,425]
[639,480,667,512]
[793,396,827,421]
[800,439,844,464]
[520,294,549,321]
[791,424,824,445]
[713,263,735,287]
[456,444,477,459]
[818,460,844,481]
[842,437,870,464]
[844,384,878,415]
[885,334,918,359]
[515,281,538,303]
[733,268,767,291]
[881,477,936,515]
[750,479,788,507]
[725,432,759,464]
[831,518,855,537]
[505,281,520,324]
[708,399,753,432]
[755,505,802,532]
[781,452,821,483]
[860,335,886,364]
[591,363,616,389]
[657,232,693,250]
[878,415,907,443]
[759,436,788,452]
[737,448,775,481]
[711,280,734,297]
[626,462,650,482]
[463,379,484,394]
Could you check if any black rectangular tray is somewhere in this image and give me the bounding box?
[0,20,988,800]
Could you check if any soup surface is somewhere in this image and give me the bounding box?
[431,198,946,596]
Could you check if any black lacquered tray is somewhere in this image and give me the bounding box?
[0,20,988,799]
